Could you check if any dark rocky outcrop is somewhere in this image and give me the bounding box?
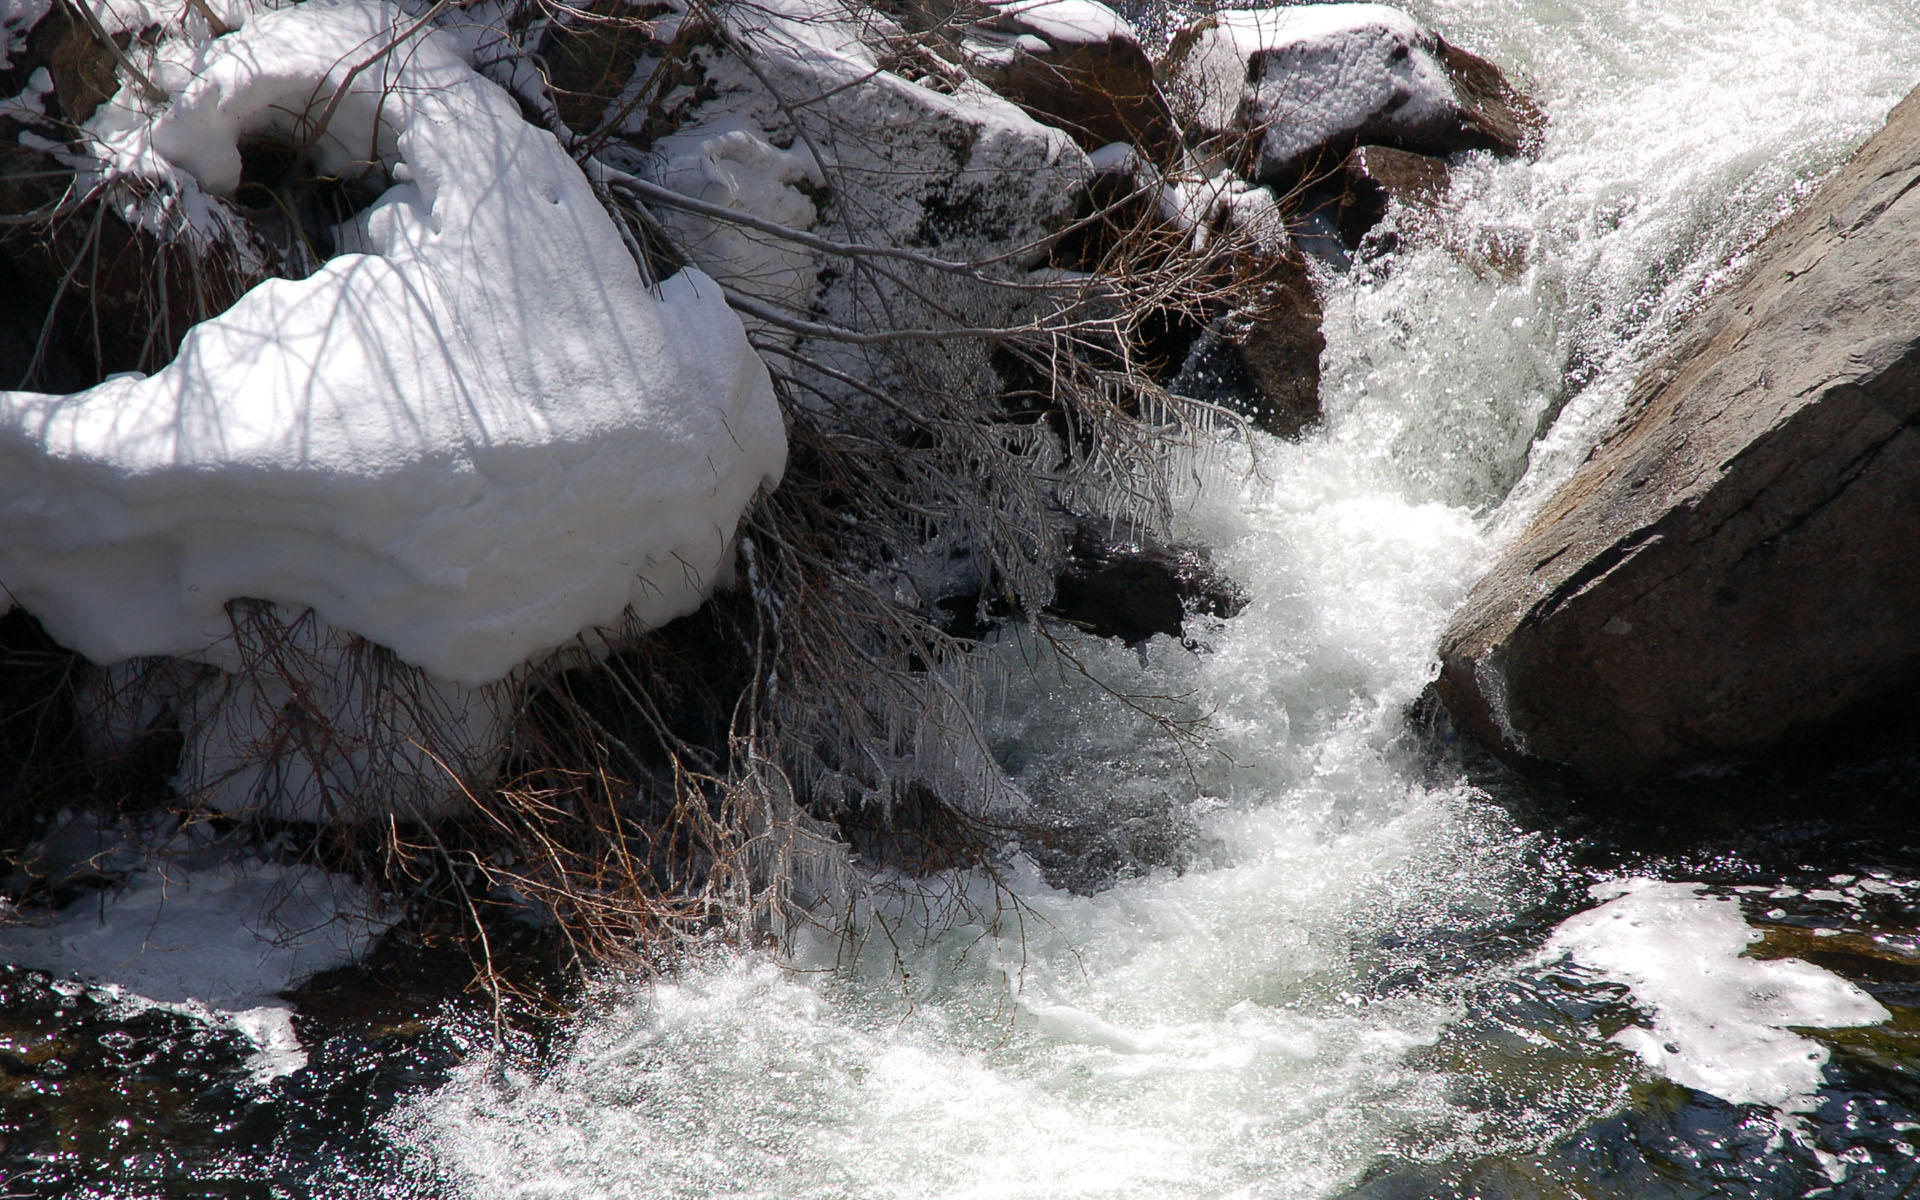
[938,520,1247,645]
[1437,84,1920,785]
[1432,38,1544,164]
[1210,237,1326,438]
[1050,521,1247,644]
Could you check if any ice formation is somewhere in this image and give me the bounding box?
[1546,878,1890,1111]
[1169,4,1466,181]
[0,0,786,687]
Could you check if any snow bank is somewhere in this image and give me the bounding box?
[976,0,1133,48]
[0,0,786,687]
[1546,878,1889,1112]
[1166,4,1465,181]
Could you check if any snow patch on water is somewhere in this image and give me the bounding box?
[0,852,392,1081]
[1546,878,1889,1112]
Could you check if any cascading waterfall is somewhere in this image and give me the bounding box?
[392,1,1920,1196]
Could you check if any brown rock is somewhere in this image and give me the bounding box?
[1334,144,1452,248]
[1198,185,1327,437]
[29,1,130,125]
[1048,519,1248,644]
[1436,84,1920,784]
[963,7,1180,168]
[1435,38,1545,163]
[1222,241,1325,438]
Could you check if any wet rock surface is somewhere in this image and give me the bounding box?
[1334,143,1454,249]
[1049,520,1248,645]
[937,518,1247,645]
[1438,83,1920,784]
[1216,237,1328,438]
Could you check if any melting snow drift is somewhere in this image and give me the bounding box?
[0,0,786,687]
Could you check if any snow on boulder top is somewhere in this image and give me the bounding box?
[979,0,1135,47]
[1163,3,1514,182]
[0,0,786,687]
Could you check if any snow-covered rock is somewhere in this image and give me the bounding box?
[0,0,787,689]
[583,0,1093,409]
[1161,4,1540,183]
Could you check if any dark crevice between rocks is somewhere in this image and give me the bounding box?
[0,610,195,916]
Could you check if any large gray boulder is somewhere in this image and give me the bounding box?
[1436,85,1920,784]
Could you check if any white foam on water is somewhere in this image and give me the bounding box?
[397,0,1920,1195]
[1546,879,1890,1112]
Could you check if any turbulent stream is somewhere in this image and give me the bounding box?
[12,1,1920,1197]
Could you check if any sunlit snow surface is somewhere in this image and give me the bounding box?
[397,1,1920,1196]
[0,0,785,688]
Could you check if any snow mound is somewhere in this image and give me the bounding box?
[1546,878,1889,1112]
[1166,4,1464,181]
[0,0,786,687]
[978,0,1134,48]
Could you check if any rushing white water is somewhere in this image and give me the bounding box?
[395,2,1920,1196]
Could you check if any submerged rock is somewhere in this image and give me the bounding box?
[1437,85,1920,784]
[1161,3,1541,185]
[936,517,1246,645]
[1049,520,1247,644]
